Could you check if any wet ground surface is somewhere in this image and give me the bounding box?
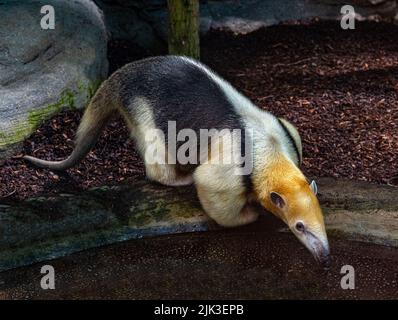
[1,215,397,299]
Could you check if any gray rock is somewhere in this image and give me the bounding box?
[0,0,108,160]
[95,0,164,53]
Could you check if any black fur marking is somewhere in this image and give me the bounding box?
[277,118,301,166]
[239,122,253,193]
[115,56,253,189]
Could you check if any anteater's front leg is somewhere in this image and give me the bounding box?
[194,164,259,227]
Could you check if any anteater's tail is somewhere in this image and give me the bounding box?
[24,81,118,171]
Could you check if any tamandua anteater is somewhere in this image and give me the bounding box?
[24,56,330,268]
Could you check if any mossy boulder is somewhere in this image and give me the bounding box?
[0,0,108,160]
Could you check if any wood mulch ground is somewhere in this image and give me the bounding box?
[1,20,397,201]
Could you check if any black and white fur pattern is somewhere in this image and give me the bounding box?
[24,56,303,228]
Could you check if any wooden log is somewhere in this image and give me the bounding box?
[0,177,397,271]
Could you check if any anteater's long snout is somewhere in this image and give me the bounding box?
[306,231,331,270]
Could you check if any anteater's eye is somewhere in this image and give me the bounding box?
[296,222,305,232]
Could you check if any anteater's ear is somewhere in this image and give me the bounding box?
[310,180,318,195]
[270,192,286,209]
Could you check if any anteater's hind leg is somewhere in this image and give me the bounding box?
[124,119,193,186]
[139,125,193,186]
[142,135,193,186]
[120,97,193,187]
[143,139,193,186]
